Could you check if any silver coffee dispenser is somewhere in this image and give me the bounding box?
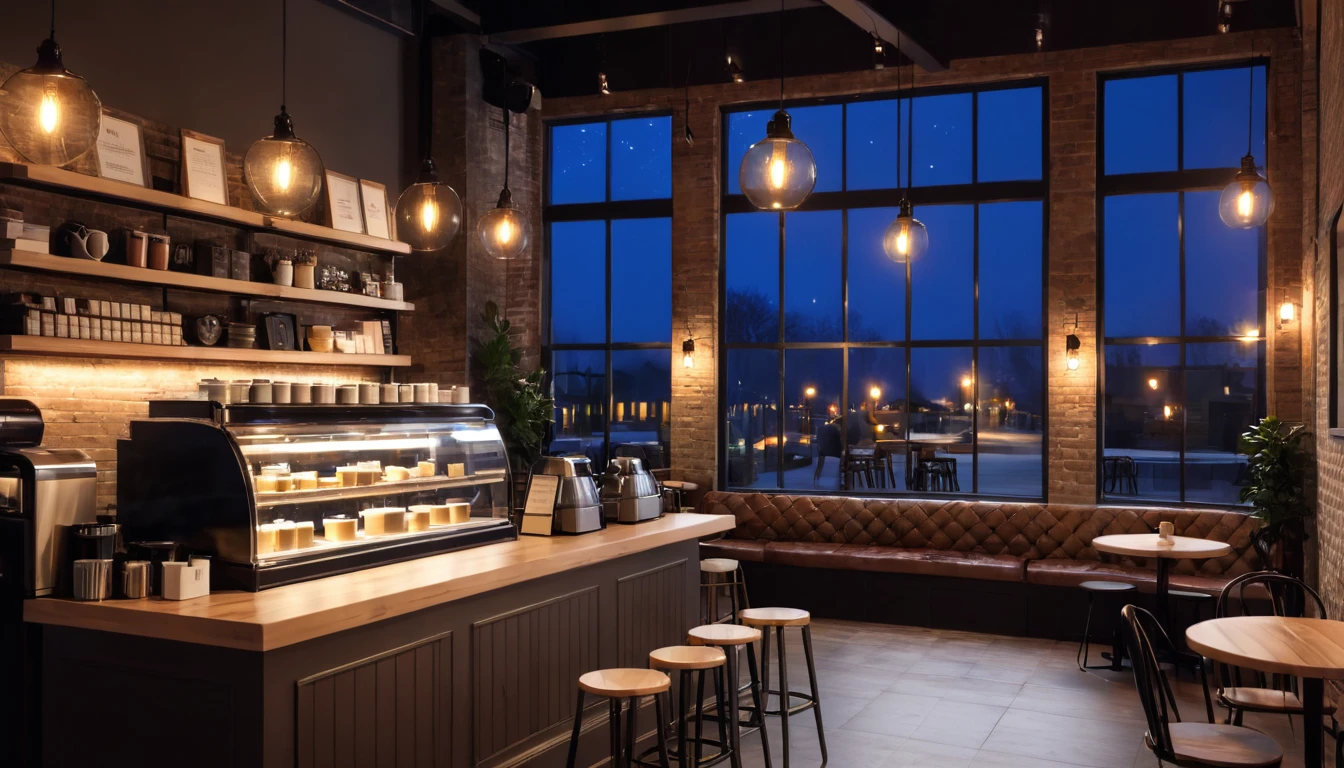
[600,457,662,524]
[531,456,603,534]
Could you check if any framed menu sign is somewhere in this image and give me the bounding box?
[325,171,364,234]
[94,112,149,187]
[180,129,229,205]
[359,179,391,239]
[519,473,560,536]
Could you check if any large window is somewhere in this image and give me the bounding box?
[546,115,673,469]
[722,84,1047,498]
[1100,64,1267,506]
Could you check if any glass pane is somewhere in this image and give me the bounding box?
[1184,341,1258,505]
[610,116,671,201]
[977,346,1044,497]
[1104,75,1177,175]
[980,201,1043,339]
[726,111,771,195]
[550,220,606,344]
[1184,66,1266,170]
[784,210,842,342]
[550,122,606,204]
[1104,194,1179,338]
[611,349,671,470]
[550,350,607,464]
[978,87,1043,182]
[847,348,908,489]
[1185,191,1260,337]
[725,212,780,343]
[909,348,973,494]
[789,105,843,193]
[845,99,897,190]
[1103,343,1181,502]
[913,93,972,187]
[783,349,843,491]
[847,207,905,341]
[911,204,974,340]
[726,349,780,488]
[611,218,671,342]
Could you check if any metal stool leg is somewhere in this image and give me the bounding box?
[677,671,690,768]
[712,661,728,762]
[654,693,672,768]
[745,638,772,768]
[726,645,744,768]
[708,573,719,624]
[694,670,706,766]
[609,698,623,767]
[625,696,637,767]
[802,625,827,764]
[1077,591,1095,672]
[737,566,751,611]
[777,627,791,768]
[566,690,585,768]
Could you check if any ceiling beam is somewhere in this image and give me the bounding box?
[819,0,946,71]
[428,0,480,28]
[488,0,824,45]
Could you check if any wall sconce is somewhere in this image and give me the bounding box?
[1066,334,1081,371]
[681,337,695,368]
[1278,290,1295,325]
[1148,377,1159,390]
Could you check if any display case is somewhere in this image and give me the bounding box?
[117,402,515,590]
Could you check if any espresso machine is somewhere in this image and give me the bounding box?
[601,457,663,524]
[531,456,604,534]
[0,398,98,767]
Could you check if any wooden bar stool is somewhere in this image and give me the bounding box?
[739,608,826,768]
[565,668,673,768]
[687,624,771,768]
[700,557,749,625]
[646,645,727,768]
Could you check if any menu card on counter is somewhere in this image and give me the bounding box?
[520,474,560,536]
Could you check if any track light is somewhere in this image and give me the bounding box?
[872,35,885,69]
[598,72,611,96]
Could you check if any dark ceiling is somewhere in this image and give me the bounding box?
[437,0,1297,98]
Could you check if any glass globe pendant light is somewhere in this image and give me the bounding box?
[394,7,462,251]
[243,0,324,217]
[883,35,929,263]
[478,105,530,260]
[1220,47,1272,229]
[738,0,816,211]
[0,1,102,167]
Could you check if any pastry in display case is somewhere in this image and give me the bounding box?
[116,402,515,590]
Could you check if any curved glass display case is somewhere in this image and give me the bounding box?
[117,402,515,590]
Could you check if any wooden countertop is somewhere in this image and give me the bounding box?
[25,513,733,652]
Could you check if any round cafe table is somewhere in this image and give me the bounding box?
[1090,534,1232,629]
[1187,616,1344,768]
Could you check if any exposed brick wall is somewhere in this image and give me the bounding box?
[544,30,1305,500]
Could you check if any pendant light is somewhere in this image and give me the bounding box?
[244,0,323,217]
[1219,45,1272,229]
[394,1,462,251]
[738,0,816,211]
[0,0,102,167]
[883,35,928,262]
[478,105,530,260]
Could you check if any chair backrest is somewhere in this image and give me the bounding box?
[1122,604,1183,761]
[1216,570,1326,621]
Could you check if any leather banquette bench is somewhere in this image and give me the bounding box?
[698,491,1260,637]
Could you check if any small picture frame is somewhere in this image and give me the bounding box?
[179,129,229,206]
[324,170,365,234]
[262,313,298,351]
[94,111,149,188]
[359,179,391,239]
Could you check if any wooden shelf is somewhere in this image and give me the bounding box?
[0,249,415,311]
[0,335,411,367]
[0,162,412,256]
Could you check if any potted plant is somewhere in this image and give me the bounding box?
[472,302,553,509]
[1239,416,1310,577]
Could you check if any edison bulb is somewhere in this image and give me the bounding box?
[478,193,530,260]
[395,164,462,251]
[683,350,694,369]
[244,111,323,217]
[1219,155,1273,228]
[739,110,816,211]
[1280,301,1295,322]
[0,39,101,166]
[1066,355,1080,371]
[883,202,929,263]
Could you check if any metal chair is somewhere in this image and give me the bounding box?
[1121,604,1279,767]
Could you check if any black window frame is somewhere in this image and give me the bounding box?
[1097,59,1270,507]
[718,78,1051,500]
[543,111,676,469]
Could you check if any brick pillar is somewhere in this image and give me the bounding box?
[1046,69,1099,503]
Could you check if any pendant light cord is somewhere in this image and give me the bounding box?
[1246,34,1254,156]
[502,103,511,191]
[281,0,288,111]
[49,0,56,39]
[417,0,433,160]
[778,0,785,108]
[907,44,914,193]
[896,33,903,197]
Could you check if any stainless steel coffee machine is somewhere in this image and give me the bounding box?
[531,456,603,534]
[0,399,98,767]
[601,457,662,524]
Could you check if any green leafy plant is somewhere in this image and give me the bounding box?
[1239,416,1310,574]
[473,301,553,470]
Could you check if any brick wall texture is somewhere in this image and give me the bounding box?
[544,29,1306,502]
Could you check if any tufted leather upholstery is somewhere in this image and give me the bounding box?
[700,492,1260,590]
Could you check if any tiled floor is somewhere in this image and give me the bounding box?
[727,619,1315,768]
